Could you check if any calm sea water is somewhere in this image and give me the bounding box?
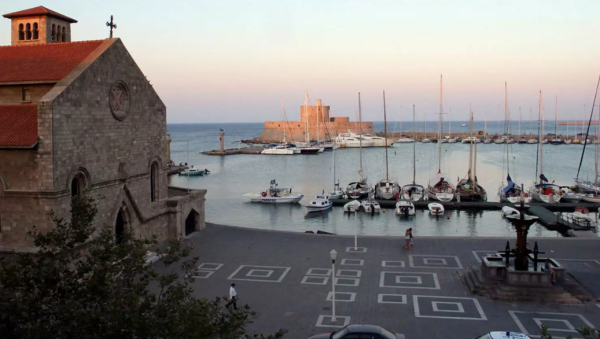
[167,122,599,238]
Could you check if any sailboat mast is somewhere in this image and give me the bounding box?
[505,82,508,135]
[469,105,474,182]
[358,92,363,175]
[438,74,443,171]
[316,102,320,143]
[413,104,416,184]
[555,95,558,137]
[473,112,477,183]
[383,91,389,181]
[539,91,543,184]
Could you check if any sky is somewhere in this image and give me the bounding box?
[2,0,600,123]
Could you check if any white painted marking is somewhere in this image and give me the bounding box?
[307,268,332,276]
[424,258,448,265]
[301,276,329,285]
[413,295,487,320]
[197,263,223,270]
[315,315,351,328]
[382,260,405,268]
[346,247,367,253]
[380,271,440,289]
[432,301,465,313]
[334,277,360,287]
[326,291,356,302]
[472,250,499,263]
[336,269,362,278]
[341,258,364,266]
[409,255,463,269]
[377,294,408,304]
[533,319,576,333]
[509,311,595,339]
[395,275,422,284]
[192,270,214,279]
[246,269,273,278]
[227,265,291,283]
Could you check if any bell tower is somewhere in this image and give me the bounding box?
[3,6,77,46]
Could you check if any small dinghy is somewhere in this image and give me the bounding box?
[428,202,444,216]
[305,194,332,213]
[501,206,520,218]
[343,200,361,213]
[361,200,381,214]
[244,179,303,203]
[395,200,415,216]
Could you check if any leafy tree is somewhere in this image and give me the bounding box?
[541,324,599,339]
[0,196,286,339]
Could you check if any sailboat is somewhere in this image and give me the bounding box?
[582,118,600,202]
[295,91,323,154]
[565,119,572,144]
[550,96,563,145]
[499,87,531,203]
[456,109,487,201]
[330,145,344,199]
[529,91,562,203]
[375,91,400,200]
[447,111,458,143]
[518,108,528,143]
[262,98,296,155]
[422,118,431,143]
[505,93,515,144]
[482,116,493,143]
[427,75,455,202]
[577,87,600,196]
[402,105,425,201]
[346,93,370,199]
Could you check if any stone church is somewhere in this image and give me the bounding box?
[0,6,206,251]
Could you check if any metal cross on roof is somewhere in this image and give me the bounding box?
[106,15,117,38]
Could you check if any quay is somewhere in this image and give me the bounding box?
[201,146,265,155]
[158,223,600,339]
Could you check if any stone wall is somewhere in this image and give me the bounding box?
[0,84,55,104]
[259,121,375,143]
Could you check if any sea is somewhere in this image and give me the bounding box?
[167,120,599,239]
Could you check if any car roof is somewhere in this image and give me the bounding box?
[347,324,382,333]
[489,331,531,339]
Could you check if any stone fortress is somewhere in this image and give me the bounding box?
[0,6,205,251]
[259,99,375,143]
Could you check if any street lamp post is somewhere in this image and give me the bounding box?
[330,249,337,322]
[354,213,358,250]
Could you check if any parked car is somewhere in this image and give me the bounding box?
[475,331,531,339]
[308,324,405,339]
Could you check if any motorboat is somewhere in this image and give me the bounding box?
[575,179,600,193]
[427,172,455,202]
[421,138,432,143]
[518,138,528,144]
[482,138,493,144]
[395,200,416,216]
[245,179,303,203]
[439,138,448,143]
[460,124,468,127]
[493,137,505,144]
[353,132,394,147]
[335,133,374,148]
[428,203,444,215]
[559,208,597,230]
[396,136,415,143]
[447,137,458,143]
[582,193,600,203]
[375,180,400,200]
[343,200,361,212]
[529,183,562,204]
[461,137,479,144]
[550,138,563,145]
[305,194,332,213]
[347,180,370,199]
[501,206,520,218]
[294,142,323,154]
[558,187,583,203]
[261,144,295,155]
[179,166,204,176]
[361,199,381,214]
[402,184,425,201]
[527,138,537,144]
[572,139,581,145]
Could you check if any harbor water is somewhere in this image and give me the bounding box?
[167,122,600,238]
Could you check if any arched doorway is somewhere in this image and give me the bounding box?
[115,208,127,244]
[185,209,199,236]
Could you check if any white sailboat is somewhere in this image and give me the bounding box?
[261,98,296,155]
[550,96,563,145]
[456,109,487,201]
[482,116,493,143]
[402,105,426,201]
[427,75,455,202]
[518,108,528,143]
[529,91,561,203]
[296,91,323,154]
[330,143,344,199]
[375,91,400,200]
[582,109,600,202]
[421,119,431,143]
[346,93,370,199]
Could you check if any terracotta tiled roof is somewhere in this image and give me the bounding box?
[0,104,38,148]
[0,40,104,83]
[3,6,77,23]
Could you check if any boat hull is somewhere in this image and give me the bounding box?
[250,195,304,203]
[395,201,416,216]
[427,190,454,202]
[343,200,361,212]
[428,203,445,215]
[305,203,333,213]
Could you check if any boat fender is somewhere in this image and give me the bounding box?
[261,192,267,197]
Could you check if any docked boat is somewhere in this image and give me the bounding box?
[294,142,323,154]
[456,110,487,201]
[421,138,432,143]
[374,91,401,200]
[361,199,381,214]
[335,132,374,148]
[395,200,416,216]
[179,166,204,176]
[428,203,444,215]
[550,96,563,145]
[343,200,361,212]
[558,208,597,230]
[518,138,528,144]
[493,137,506,144]
[396,136,414,143]
[527,138,537,144]
[330,146,344,199]
[305,194,332,213]
[261,144,295,155]
[461,136,479,144]
[558,187,583,203]
[402,184,425,201]
[501,206,520,218]
[582,193,600,203]
[347,93,370,200]
[357,133,394,147]
[245,179,303,203]
[460,124,468,127]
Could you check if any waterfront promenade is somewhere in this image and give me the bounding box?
[161,224,600,339]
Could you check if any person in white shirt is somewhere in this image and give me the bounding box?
[225,283,238,310]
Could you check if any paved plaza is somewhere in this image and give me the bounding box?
[156,224,600,339]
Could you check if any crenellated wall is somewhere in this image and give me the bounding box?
[260,120,374,143]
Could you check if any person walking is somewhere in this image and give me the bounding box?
[403,229,411,250]
[225,283,238,310]
[409,228,414,248]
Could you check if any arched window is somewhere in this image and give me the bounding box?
[51,24,56,41]
[56,25,61,42]
[18,24,24,40]
[71,173,87,198]
[25,23,31,40]
[33,23,39,39]
[150,161,159,202]
[62,27,66,42]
